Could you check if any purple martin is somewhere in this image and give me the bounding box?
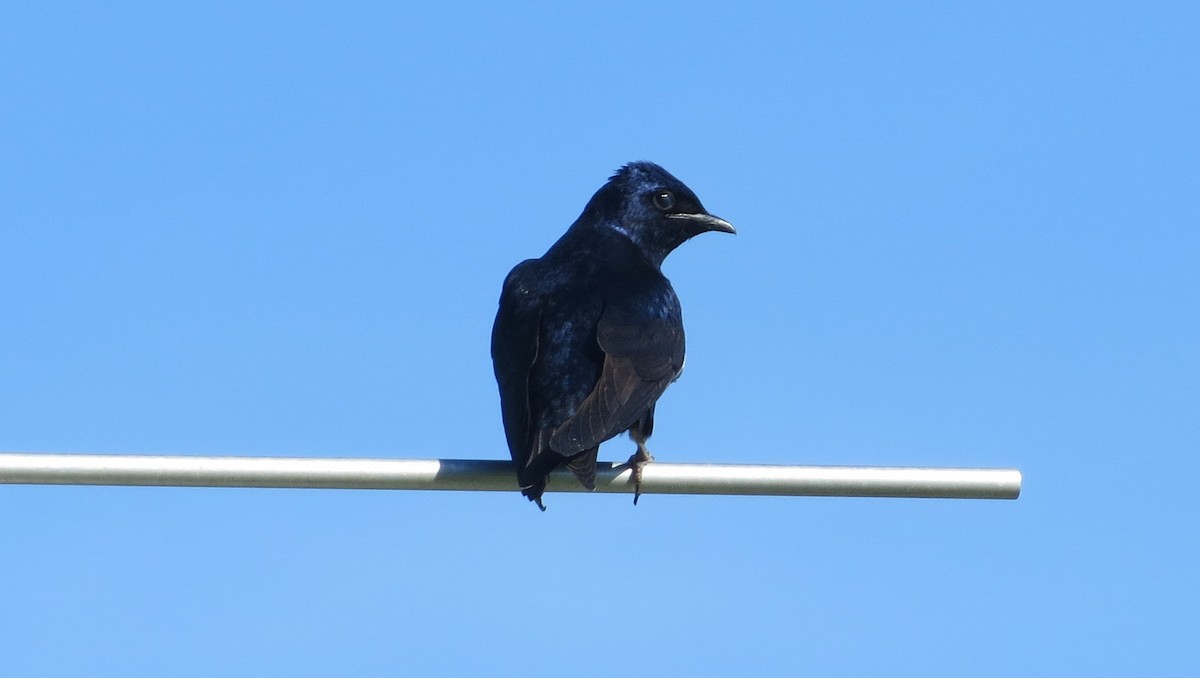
[491,162,735,510]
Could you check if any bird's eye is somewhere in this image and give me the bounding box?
[653,191,675,211]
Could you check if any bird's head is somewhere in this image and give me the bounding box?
[584,161,735,265]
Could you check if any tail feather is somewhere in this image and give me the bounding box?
[565,447,599,491]
[517,429,555,510]
[516,435,598,511]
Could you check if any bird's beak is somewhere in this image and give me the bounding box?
[668,212,737,235]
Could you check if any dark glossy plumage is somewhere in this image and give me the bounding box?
[491,162,734,509]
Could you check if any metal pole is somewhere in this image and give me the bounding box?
[0,453,1020,499]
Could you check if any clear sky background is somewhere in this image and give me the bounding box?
[2,3,1196,676]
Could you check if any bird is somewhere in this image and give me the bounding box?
[491,161,735,510]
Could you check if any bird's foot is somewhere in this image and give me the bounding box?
[521,482,548,512]
[626,445,655,505]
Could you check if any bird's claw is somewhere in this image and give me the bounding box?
[627,446,655,505]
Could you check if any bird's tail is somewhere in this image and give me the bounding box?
[517,444,598,511]
[565,447,599,491]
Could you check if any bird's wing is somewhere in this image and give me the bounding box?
[490,261,542,478]
[549,305,684,456]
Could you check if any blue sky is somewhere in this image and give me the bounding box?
[2,2,1196,675]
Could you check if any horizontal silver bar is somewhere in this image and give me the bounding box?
[0,453,1020,499]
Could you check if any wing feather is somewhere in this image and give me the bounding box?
[549,305,684,456]
[490,261,542,483]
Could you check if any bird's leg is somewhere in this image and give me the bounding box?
[626,439,655,505]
